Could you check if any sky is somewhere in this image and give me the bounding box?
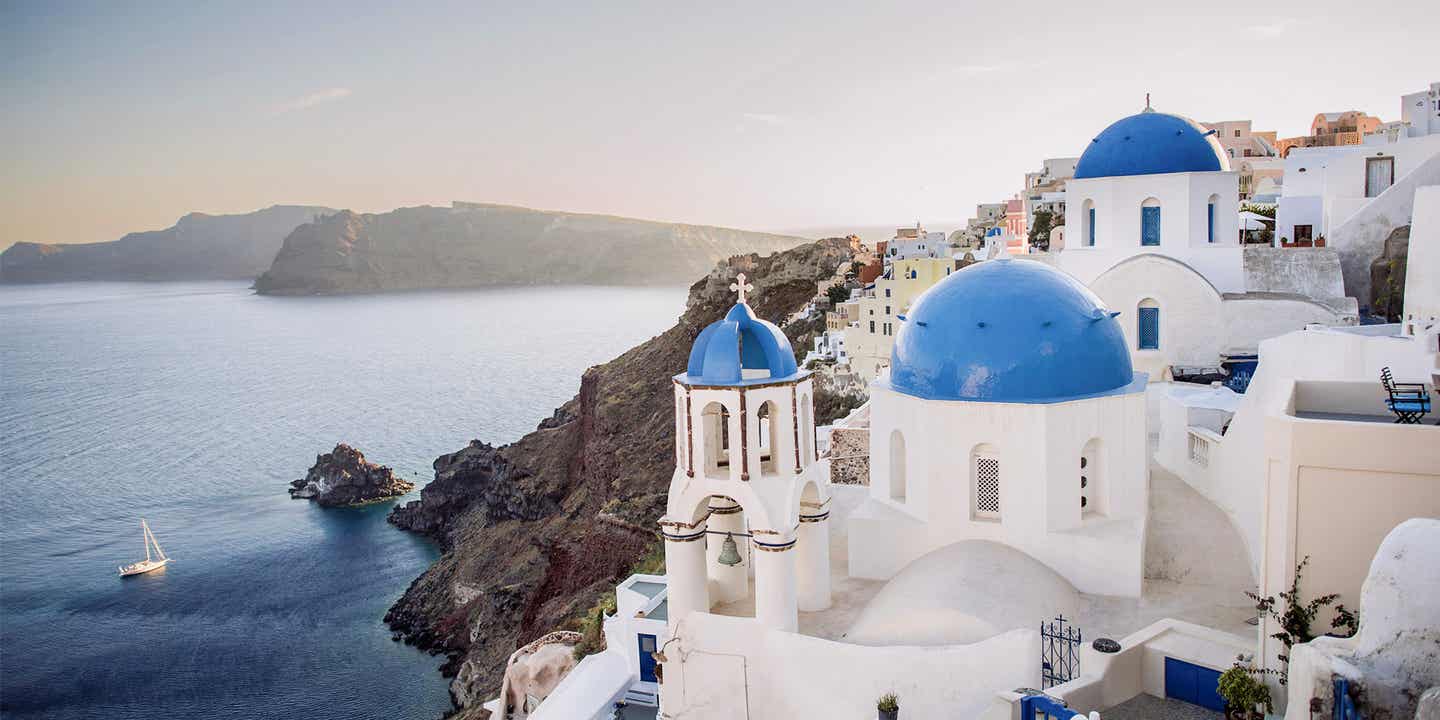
[2,0,1437,248]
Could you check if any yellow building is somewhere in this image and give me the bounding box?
[826,300,859,332]
[844,256,958,381]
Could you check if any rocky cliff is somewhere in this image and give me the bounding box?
[253,203,809,295]
[383,237,861,717]
[289,443,416,507]
[1,205,334,282]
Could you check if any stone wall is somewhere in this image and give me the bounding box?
[1242,246,1346,299]
[827,426,871,485]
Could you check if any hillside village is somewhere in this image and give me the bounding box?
[481,82,1440,720]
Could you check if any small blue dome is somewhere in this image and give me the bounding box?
[1074,111,1229,179]
[887,260,1139,403]
[682,303,801,385]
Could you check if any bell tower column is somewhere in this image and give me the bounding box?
[751,535,798,631]
[796,509,832,611]
[663,523,710,625]
[705,499,749,605]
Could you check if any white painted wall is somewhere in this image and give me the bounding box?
[1062,171,1243,292]
[1153,325,1438,580]
[1283,519,1440,720]
[849,381,1149,597]
[661,611,1038,719]
[1043,619,1254,715]
[1258,391,1440,681]
[1403,186,1440,332]
[1089,255,1225,376]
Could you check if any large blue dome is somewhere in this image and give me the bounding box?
[681,302,802,385]
[887,260,1140,403]
[1074,110,1229,179]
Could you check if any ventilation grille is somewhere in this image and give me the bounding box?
[974,455,1001,518]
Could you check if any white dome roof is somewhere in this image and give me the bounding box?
[843,541,1080,646]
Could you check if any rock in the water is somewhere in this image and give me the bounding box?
[289,444,415,507]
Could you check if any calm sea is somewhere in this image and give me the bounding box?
[0,281,684,720]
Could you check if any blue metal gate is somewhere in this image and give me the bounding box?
[1041,615,1082,689]
[1020,693,1077,719]
[1163,657,1224,711]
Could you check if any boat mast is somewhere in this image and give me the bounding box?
[142,519,152,562]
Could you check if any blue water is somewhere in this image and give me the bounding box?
[0,282,683,720]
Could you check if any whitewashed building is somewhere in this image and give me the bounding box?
[1056,105,1357,379]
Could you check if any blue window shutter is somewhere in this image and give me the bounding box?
[1088,207,1095,246]
[1138,307,1160,350]
[1207,202,1215,243]
[1142,206,1161,246]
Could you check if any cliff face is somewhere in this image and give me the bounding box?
[383,237,860,715]
[288,443,416,507]
[253,203,810,295]
[0,205,334,282]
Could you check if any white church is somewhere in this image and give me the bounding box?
[511,107,1440,720]
[1051,104,1357,381]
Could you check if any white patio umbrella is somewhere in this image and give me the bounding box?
[1238,211,1272,231]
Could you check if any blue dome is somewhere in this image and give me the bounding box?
[682,303,802,385]
[1074,111,1229,179]
[887,260,1140,403]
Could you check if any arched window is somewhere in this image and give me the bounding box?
[798,393,813,463]
[1206,194,1220,244]
[1141,198,1161,247]
[971,444,1001,520]
[1082,199,1096,247]
[757,401,780,475]
[676,395,686,467]
[889,430,906,502]
[701,402,732,476]
[1137,298,1160,350]
[1081,438,1104,516]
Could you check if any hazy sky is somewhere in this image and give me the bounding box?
[3,0,1437,248]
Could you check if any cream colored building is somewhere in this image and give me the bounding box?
[843,256,958,382]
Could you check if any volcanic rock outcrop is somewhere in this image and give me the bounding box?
[289,444,416,507]
[382,237,863,718]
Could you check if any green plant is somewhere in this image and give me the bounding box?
[1245,555,1352,683]
[1027,209,1054,250]
[876,693,899,712]
[826,283,851,305]
[1241,202,1277,218]
[1218,664,1272,718]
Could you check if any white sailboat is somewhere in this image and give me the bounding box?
[118,518,171,577]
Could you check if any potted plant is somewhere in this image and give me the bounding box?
[876,692,899,720]
[1218,664,1272,720]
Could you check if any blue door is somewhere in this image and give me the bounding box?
[1142,206,1161,246]
[1207,202,1215,243]
[637,633,658,682]
[1138,307,1160,350]
[1087,207,1096,246]
[1164,657,1225,711]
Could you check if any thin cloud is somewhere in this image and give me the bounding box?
[269,87,352,116]
[953,64,1004,76]
[740,112,788,126]
[1245,20,1291,37]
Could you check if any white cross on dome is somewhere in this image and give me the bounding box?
[729,273,754,305]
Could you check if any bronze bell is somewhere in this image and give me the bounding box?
[717,532,743,566]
